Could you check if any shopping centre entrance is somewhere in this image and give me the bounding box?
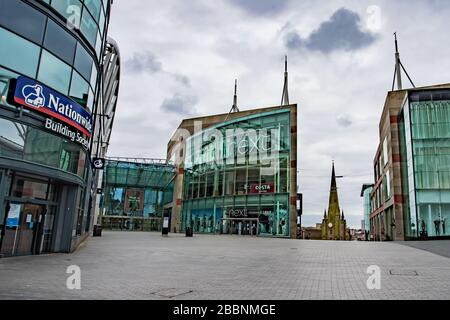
[0,172,59,257]
[223,218,258,236]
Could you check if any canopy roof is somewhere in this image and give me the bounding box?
[103,158,176,190]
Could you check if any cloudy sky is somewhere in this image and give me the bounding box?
[107,0,450,228]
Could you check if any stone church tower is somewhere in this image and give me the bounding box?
[322,162,347,240]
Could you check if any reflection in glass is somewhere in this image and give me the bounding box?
[38,50,71,94]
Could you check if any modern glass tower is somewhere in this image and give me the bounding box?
[0,0,120,256]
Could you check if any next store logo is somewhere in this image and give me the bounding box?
[13,76,93,138]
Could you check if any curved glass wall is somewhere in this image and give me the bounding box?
[181,110,291,237]
[0,1,100,111]
[0,117,87,178]
[402,91,450,238]
[40,0,109,59]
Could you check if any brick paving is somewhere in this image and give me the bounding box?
[1,231,450,300]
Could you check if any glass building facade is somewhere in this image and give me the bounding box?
[100,159,176,232]
[400,89,450,239]
[0,0,117,256]
[174,107,297,237]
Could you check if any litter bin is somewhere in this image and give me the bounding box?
[186,226,193,237]
[93,224,102,237]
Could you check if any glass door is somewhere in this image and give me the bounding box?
[1,203,45,256]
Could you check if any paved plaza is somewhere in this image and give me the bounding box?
[1,231,450,300]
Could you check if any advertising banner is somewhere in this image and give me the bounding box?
[124,189,144,214]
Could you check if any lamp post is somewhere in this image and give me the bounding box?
[328,222,333,240]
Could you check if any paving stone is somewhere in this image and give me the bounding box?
[1,231,450,300]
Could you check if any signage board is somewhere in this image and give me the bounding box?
[92,157,105,170]
[12,76,93,138]
[6,203,21,227]
[249,182,274,194]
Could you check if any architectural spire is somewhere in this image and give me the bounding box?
[328,161,340,218]
[226,79,240,121]
[281,56,290,106]
[392,32,416,91]
[394,32,402,90]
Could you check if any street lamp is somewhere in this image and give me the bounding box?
[328,222,333,240]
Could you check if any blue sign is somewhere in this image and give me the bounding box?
[13,76,93,138]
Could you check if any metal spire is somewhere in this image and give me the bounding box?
[281,56,290,106]
[392,32,416,91]
[231,79,239,112]
[394,32,403,90]
[225,79,239,121]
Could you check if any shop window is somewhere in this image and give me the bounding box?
[0,27,40,78]
[43,19,77,65]
[37,50,71,94]
[0,0,46,44]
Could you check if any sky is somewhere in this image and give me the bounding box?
[107,0,450,228]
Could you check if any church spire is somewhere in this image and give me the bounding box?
[328,161,341,218]
[281,56,290,106]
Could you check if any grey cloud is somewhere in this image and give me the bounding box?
[161,94,198,116]
[125,51,162,73]
[336,114,353,127]
[230,0,289,15]
[173,74,191,87]
[286,8,376,53]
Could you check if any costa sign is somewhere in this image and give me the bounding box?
[250,182,274,194]
[12,76,93,138]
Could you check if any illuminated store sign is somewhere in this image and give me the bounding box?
[13,76,92,138]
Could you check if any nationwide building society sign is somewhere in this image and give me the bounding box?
[11,76,93,150]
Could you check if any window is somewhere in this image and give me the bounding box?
[85,0,102,22]
[74,42,93,81]
[0,67,18,103]
[43,19,77,65]
[0,0,46,44]
[206,172,214,197]
[51,0,83,27]
[383,137,388,166]
[0,117,86,177]
[70,71,89,108]
[0,27,40,77]
[38,50,71,94]
[80,9,97,47]
[235,167,247,195]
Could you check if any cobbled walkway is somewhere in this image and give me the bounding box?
[1,231,450,300]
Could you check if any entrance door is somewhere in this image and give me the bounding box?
[227,219,258,236]
[1,203,45,256]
